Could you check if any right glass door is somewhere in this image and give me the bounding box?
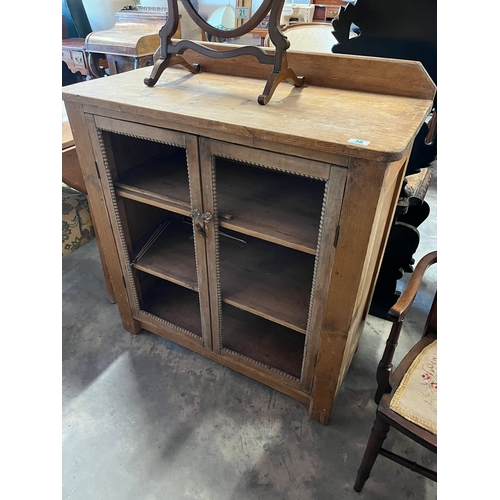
[201,139,346,388]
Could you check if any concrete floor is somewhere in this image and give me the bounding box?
[62,167,437,500]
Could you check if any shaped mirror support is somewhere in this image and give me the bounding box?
[143,0,304,105]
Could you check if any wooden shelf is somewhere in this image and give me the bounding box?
[131,219,314,333]
[221,304,305,378]
[115,151,191,215]
[132,219,198,290]
[219,230,314,333]
[140,277,202,337]
[215,159,325,254]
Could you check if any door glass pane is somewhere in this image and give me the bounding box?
[213,157,326,378]
[101,130,203,338]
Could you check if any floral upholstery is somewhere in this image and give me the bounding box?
[62,184,95,257]
[390,340,437,435]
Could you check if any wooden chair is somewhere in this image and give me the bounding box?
[354,251,437,492]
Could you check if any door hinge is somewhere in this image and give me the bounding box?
[333,225,340,248]
[95,161,101,180]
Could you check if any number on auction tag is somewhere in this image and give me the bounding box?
[348,138,371,146]
[237,7,250,19]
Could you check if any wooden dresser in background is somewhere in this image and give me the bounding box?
[312,0,351,22]
[62,15,92,81]
[85,6,179,76]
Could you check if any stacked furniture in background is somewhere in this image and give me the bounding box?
[332,0,437,318]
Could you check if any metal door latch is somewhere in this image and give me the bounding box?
[190,209,212,238]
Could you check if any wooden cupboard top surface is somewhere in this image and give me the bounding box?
[62,56,434,162]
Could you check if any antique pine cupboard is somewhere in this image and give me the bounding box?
[63,45,435,425]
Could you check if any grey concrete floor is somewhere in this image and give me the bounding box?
[62,167,437,500]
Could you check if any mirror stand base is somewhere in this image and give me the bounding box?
[258,66,305,106]
[144,0,301,104]
[144,54,201,87]
[144,44,304,105]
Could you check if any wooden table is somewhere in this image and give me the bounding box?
[63,44,435,425]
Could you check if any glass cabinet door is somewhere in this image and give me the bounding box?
[93,118,210,344]
[199,138,347,388]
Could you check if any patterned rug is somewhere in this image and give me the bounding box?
[62,184,95,257]
[390,340,437,434]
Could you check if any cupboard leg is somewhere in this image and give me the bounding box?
[121,317,141,335]
[308,392,335,425]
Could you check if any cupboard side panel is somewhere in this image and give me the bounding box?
[65,101,140,333]
[359,150,412,323]
[309,156,406,424]
[300,164,347,393]
[338,153,410,384]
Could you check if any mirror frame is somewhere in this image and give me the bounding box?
[144,0,304,104]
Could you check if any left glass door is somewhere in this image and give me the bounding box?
[94,118,210,344]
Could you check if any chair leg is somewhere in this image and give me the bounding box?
[354,416,391,492]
